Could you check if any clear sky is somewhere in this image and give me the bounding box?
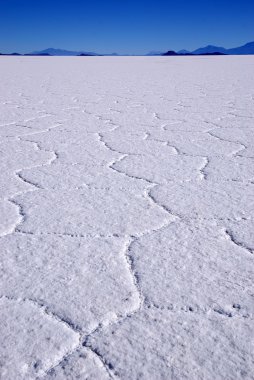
[0,0,254,54]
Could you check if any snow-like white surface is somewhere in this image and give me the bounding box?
[0,56,253,379]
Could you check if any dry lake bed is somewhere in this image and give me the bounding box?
[0,56,254,379]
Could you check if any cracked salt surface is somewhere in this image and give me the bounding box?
[0,56,254,379]
[0,297,79,380]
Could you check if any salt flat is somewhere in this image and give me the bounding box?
[0,56,253,379]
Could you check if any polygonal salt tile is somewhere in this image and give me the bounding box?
[113,153,206,183]
[128,220,254,313]
[87,308,254,380]
[150,181,254,221]
[0,234,140,332]
[14,187,172,237]
[0,297,79,380]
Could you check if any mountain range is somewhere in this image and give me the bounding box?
[31,48,99,56]
[169,41,254,56]
[151,41,254,56]
[1,41,254,56]
[31,48,119,56]
[33,43,254,56]
[190,41,254,55]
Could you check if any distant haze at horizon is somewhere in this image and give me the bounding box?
[0,0,254,55]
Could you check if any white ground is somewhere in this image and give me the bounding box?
[0,56,253,380]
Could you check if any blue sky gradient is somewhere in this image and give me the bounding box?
[0,0,254,54]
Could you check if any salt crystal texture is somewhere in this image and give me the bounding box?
[0,56,253,379]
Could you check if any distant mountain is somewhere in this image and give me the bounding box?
[162,50,179,56]
[192,45,227,55]
[191,41,254,55]
[226,41,254,55]
[31,48,99,56]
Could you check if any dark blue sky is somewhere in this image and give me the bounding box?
[0,0,253,54]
